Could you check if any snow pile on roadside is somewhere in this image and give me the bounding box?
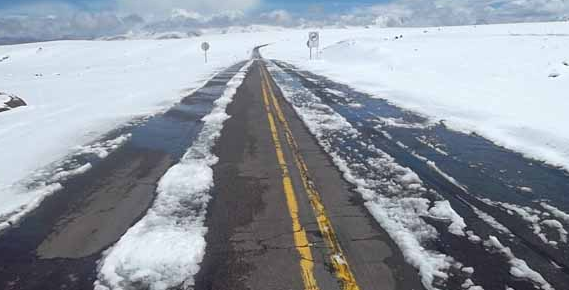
[268,61,467,290]
[429,200,467,236]
[94,61,251,290]
[263,21,569,172]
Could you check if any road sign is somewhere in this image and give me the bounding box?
[201,42,210,51]
[308,32,319,48]
[201,42,210,63]
[308,32,320,60]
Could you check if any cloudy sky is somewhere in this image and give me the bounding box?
[1,0,568,42]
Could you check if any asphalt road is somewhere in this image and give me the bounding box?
[2,48,569,290]
[193,60,423,290]
[0,57,423,290]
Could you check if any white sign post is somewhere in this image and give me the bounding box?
[201,42,210,63]
[307,32,320,60]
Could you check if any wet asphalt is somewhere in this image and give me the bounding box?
[194,60,423,290]
[1,49,569,290]
[272,60,569,290]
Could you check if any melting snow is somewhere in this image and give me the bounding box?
[94,61,252,290]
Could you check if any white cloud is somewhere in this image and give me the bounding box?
[116,0,261,18]
[355,0,569,27]
[260,9,293,25]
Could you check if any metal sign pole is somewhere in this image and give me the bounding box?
[308,32,319,61]
[201,42,210,64]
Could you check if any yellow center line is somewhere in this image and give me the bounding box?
[260,65,320,290]
[260,64,361,290]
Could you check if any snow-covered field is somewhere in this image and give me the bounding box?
[264,21,569,172]
[0,94,9,110]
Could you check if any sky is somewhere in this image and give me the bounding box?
[0,0,387,12]
[1,0,568,42]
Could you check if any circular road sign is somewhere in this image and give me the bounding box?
[201,42,210,51]
[310,32,319,42]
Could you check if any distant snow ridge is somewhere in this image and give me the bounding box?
[94,61,252,290]
[267,62,468,290]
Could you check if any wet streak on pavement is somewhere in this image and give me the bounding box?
[0,61,246,290]
[194,60,424,290]
[271,60,569,290]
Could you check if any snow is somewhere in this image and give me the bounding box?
[94,61,252,290]
[429,200,467,236]
[0,32,282,226]
[482,198,569,246]
[0,92,14,110]
[0,133,132,231]
[541,219,568,243]
[0,94,10,104]
[49,163,92,182]
[470,204,513,236]
[2,20,568,289]
[518,186,534,194]
[484,236,554,290]
[416,136,450,156]
[0,183,63,232]
[461,278,484,290]
[541,202,569,224]
[75,133,132,159]
[426,160,468,192]
[263,21,569,172]
[376,116,430,130]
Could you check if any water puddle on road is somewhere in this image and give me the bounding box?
[270,60,569,290]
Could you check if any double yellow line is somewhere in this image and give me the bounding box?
[260,63,361,290]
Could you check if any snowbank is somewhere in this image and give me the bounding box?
[263,21,569,171]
